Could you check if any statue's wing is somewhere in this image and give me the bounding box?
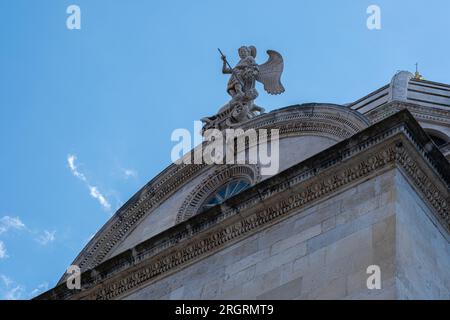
[256,50,285,95]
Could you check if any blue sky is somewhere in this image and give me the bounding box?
[0,0,449,299]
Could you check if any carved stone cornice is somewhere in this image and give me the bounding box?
[441,143,450,158]
[38,110,450,300]
[66,104,369,277]
[243,104,370,140]
[366,101,450,125]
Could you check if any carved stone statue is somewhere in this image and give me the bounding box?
[201,46,285,132]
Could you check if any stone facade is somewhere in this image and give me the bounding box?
[116,163,450,300]
[124,169,399,300]
[37,74,450,300]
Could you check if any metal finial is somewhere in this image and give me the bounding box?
[414,63,424,80]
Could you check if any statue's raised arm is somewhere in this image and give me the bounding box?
[221,54,233,74]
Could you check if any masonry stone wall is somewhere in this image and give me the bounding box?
[119,167,449,300]
[123,169,402,300]
[263,135,337,179]
[395,172,450,299]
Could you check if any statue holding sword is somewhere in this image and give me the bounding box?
[202,46,285,131]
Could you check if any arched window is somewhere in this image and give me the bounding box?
[199,179,250,213]
[176,164,260,223]
[425,129,449,148]
[430,134,447,148]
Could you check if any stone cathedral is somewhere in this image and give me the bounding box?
[38,48,450,300]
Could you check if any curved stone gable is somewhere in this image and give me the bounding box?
[64,104,370,281]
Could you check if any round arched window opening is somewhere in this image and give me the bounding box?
[176,164,260,223]
[425,129,449,148]
[199,179,251,213]
[430,134,447,148]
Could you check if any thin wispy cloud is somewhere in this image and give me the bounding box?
[67,154,111,211]
[30,282,49,297]
[0,214,54,298]
[36,230,56,246]
[0,274,24,300]
[89,186,111,210]
[0,275,12,287]
[122,168,138,179]
[4,285,24,300]
[0,214,57,255]
[0,274,46,300]
[0,216,26,259]
[0,241,8,259]
[67,154,87,182]
[0,216,26,234]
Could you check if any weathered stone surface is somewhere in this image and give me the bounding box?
[122,167,449,300]
[395,173,450,299]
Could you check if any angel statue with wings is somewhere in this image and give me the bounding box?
[201,46,285,132]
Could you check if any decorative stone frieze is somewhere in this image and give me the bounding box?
[366,101,450,125]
